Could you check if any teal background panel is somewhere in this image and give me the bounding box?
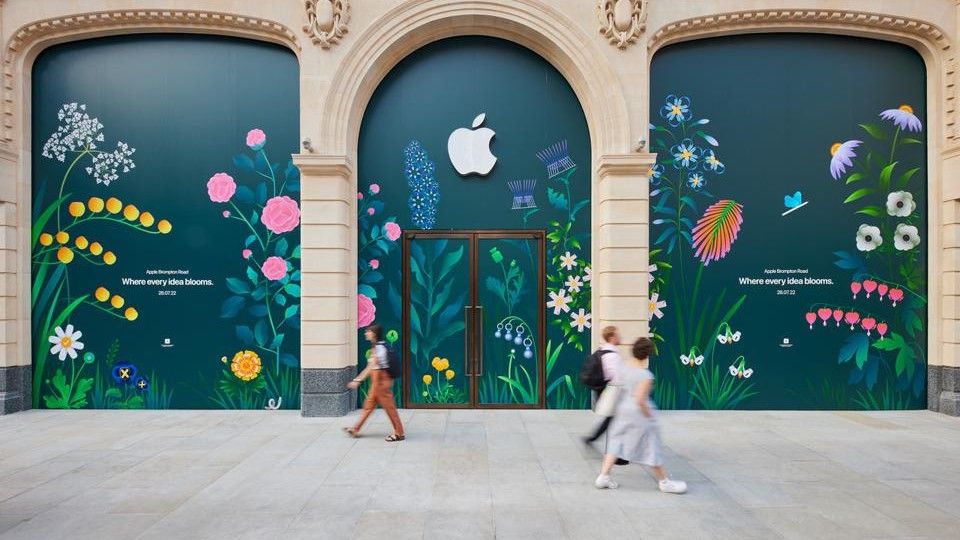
[31,34,300,409]
[649,34,927,410]
[357,36,593,408]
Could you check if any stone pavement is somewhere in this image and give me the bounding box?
[0,409,959,539]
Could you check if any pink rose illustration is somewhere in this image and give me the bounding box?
[357,192,364,200]
[369,259,379,270]
[207,172,236,203]
[222,210,231,218]
[358,293,376,328]
[246,128,266,150]
[367,208,375,216]
[261,256,288,281]
[384,222,401,241]
[242,249,252,260]
[261,195,300,234]
[369,184,381,194]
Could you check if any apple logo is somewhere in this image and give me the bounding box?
[447,113,497,176]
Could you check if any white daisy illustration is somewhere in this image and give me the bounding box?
[48,324,84,361]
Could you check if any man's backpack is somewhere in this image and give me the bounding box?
[580,348,607,391]
[382,342,403,380]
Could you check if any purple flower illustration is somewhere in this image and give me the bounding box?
[879,104,922,133]
[829,140,862,180]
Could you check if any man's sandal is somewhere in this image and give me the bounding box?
[385,434,405,442]
[342,427,359,438]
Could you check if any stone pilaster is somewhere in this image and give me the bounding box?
[934,194,960,415]
[0,145,28,414]
[593,153,655,349]
[293,154,357,416]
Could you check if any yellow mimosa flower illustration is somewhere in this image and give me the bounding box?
[124,307,138,321]
[68,202,85,217]
[56,247,73,264]
[157,219,172,234]
[105,197,122,214]
[39,233,53,246]
[87,197,105,213]
[103,251,116,265]
[55,231,69,244]
[74,236,88,250]
[89,242,103,256]
[110,294,124,309]
[94,287,110,302]
[123,204,139,221]
[139,211,155,227]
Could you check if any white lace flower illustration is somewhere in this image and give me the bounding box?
[886,191,915,217]
[42,103,136,185]
[894,224,920,251]
[856,224,883,252]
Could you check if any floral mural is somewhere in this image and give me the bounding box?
[649,94,753,410]
[207,129,302,409]
[804,105,927,408]
[32,103,173,409]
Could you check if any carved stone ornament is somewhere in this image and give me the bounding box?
[303,0,350,49]
[597,0,648,49]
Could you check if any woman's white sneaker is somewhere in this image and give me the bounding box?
[594,474,619,489]
[658,479,687,494]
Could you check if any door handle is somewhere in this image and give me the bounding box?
[476,305,484,377]
[464,306,474,376]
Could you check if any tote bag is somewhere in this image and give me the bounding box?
[594,385,620,417]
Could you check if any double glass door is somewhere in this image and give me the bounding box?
[402,231,545,408]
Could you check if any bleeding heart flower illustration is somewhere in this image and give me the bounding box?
[888,288,904,306]
[861,317,877,336]
[851,281,862,299]
[832,309,844,326]
[817,307,833,326]
[805,312,817,330]
[876,322,889,339]
[863,279,878,298]
[844,311,861,330]
[877,283,889,300]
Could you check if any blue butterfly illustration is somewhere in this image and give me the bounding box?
[782,191,809,216]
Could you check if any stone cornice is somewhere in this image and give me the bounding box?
[597,153,656,177]
[292,154,353,177]
[648,9,952,53]
[1,9,301,147]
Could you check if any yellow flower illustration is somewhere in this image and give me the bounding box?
[157,219,172,234]
[123,204,140,221]
[124,307,138,321]
[74,236,89,250]
[89,242,103,256]
[103,251,116,265]
[422,374,433,385]
[68,202,85,217]
[230,350,262,382]
[139,212,155,227]
[39,233,53,246]
[94,287,110,302]
[55,231,69,244]
[56,247,74,264]
[105,197,122,214]
[110,294,124,309]
[88,197,105,213]
[445,369,455,380]
[431,356,450,371]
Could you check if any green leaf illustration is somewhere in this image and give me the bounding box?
[547,187,569,210]
[879,161,898,191]
[859,123,886,139]
[226,277,251,295]
[845,172,865,184]
[844,188,876,204]
[897,167,921,189]
[856,206,883,217]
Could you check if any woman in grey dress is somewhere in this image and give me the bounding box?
[594,337,687,494]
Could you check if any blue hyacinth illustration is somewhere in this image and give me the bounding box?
[404,140,440,229]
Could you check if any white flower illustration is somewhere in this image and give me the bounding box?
[894,223,920,251]
[565,275,583,293]
[48,324,84,361]
[886,191,916,217]
[856,224,883,252]
[582,267,592,282]
[648,292,667,319]
[680,354,704,366]
[559,251,578,271]
[547,289,571,315]
[648,264,657,283]
[570,309,592,332]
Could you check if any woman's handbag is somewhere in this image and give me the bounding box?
[594,385,620,417]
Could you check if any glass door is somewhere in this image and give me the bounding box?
[402,231,544,408]
[476,234,544,407]
[403,234,472,407]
